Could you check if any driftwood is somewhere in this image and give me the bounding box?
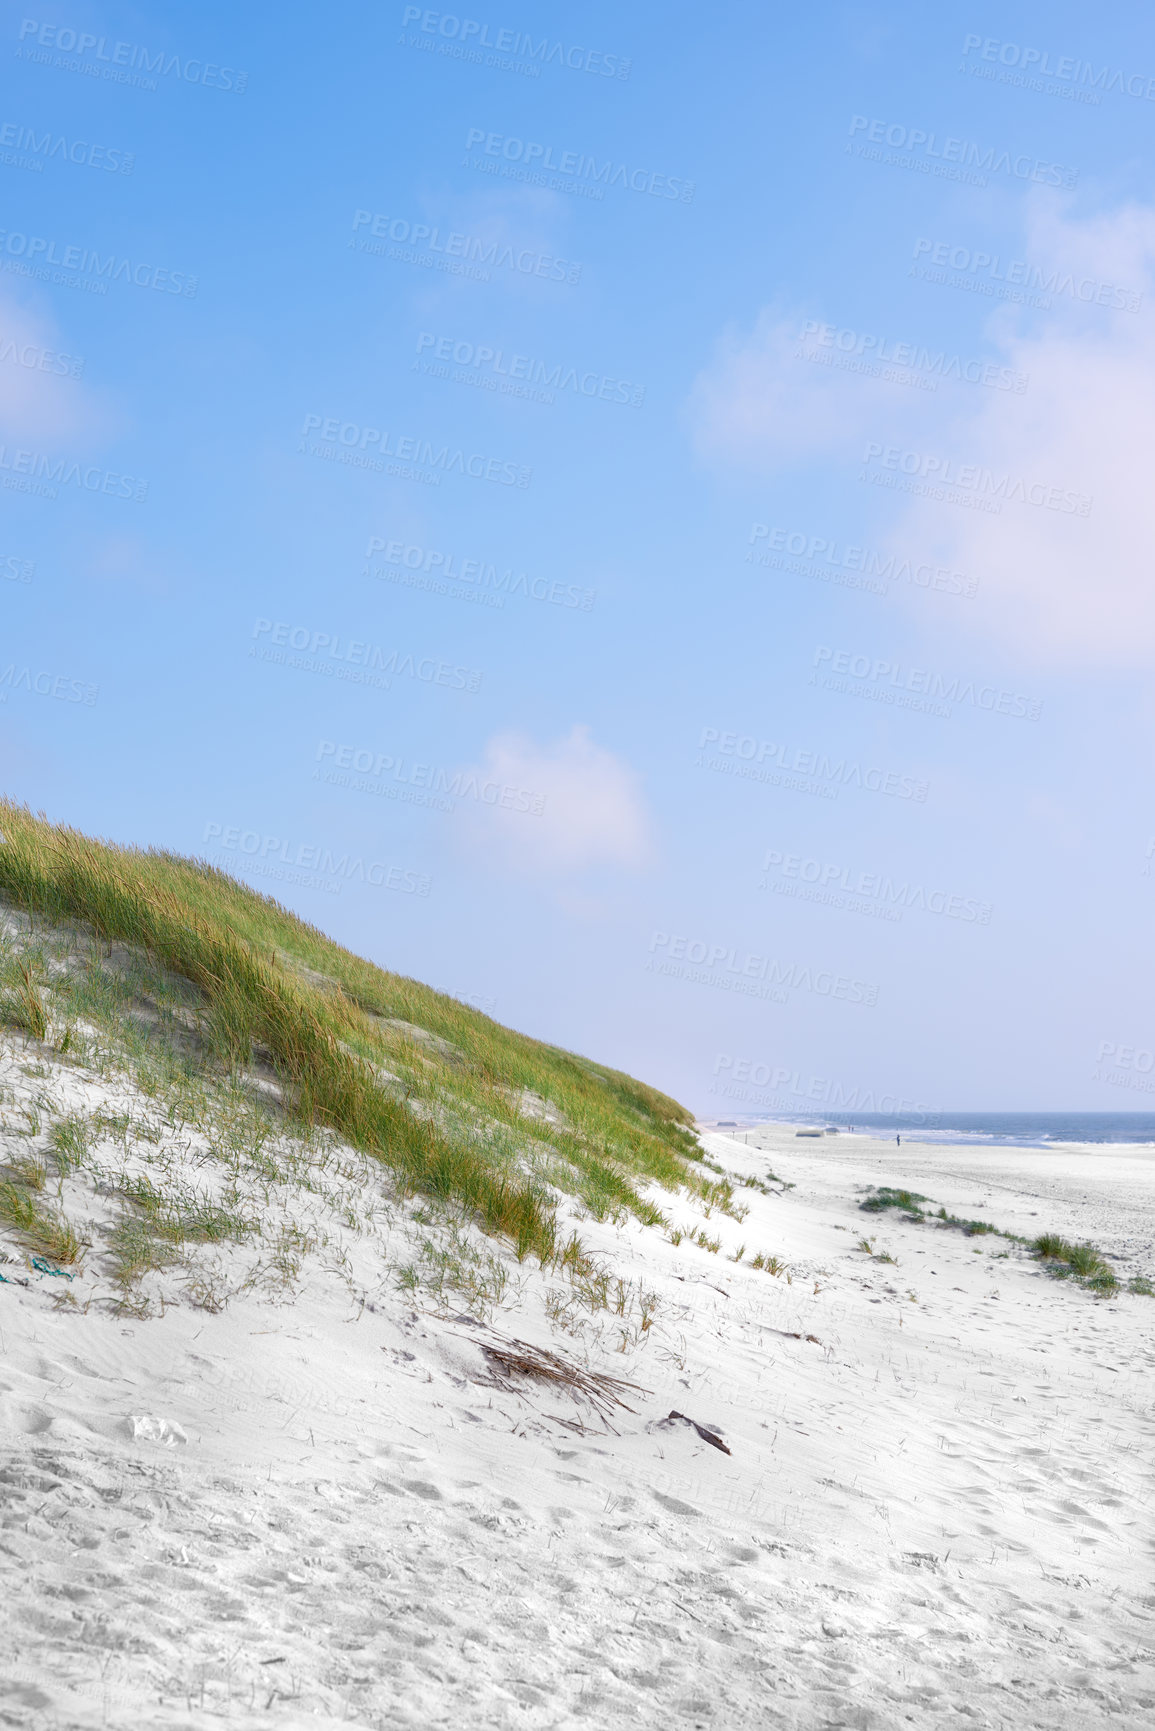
[658,1411,732,1454]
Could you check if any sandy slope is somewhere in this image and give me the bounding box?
[2,1088,1154,1729]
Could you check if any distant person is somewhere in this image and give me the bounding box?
[896,1134,901,1145]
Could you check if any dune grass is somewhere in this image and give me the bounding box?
[0,801,699,1268]
[859,1186,929,1216]
[1032,1232,1119,1292]
[0,1173,82,1264]
[0,959,48,1041]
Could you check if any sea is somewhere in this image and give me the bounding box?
[711,1112,1155,1150]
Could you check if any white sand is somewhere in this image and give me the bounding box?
[3,1072,1155,1728]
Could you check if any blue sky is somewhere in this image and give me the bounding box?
[4,0,1155,1115]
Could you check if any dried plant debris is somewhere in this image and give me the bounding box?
[470,1331,645,1421]
[656,1410,732,1454]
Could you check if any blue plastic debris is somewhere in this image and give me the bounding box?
[30,1256,73,1280]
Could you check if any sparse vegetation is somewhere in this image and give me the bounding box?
[860,1187,995,1236]
[856,1235,897,1265]
[857,1187,1142,1297]
[741,1170,792,1194]
[48,1113,92,1173]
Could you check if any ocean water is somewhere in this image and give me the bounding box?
[713,1112,1155,1150]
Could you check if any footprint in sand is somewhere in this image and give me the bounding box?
[14,1405,54,1435]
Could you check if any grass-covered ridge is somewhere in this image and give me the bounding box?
[0,801,699,1278]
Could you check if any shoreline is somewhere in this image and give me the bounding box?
[699,1112,1155,1153]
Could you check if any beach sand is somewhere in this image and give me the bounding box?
[2,1095,1153,1729]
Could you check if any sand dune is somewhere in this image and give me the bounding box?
[3,1068,1154,1729]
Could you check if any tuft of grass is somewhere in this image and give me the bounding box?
[109,1220,179,1287]
[116,1172,252,1246]
[49,1113,92,1173]
[1064,1242,1109,1279]
[0,962,48,1042]
[1030,1232,1118,1290]
[1127,1275,1154,1297]
[860,1187,929,1216]
[6,1154,46,1192]
[1033,1231,1068,1260]
[0,1179,82,1263]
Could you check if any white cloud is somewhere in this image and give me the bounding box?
[455,726,654,875]
[688,199,1155,666]
[893,207,1155,666]
[689,308,872,471]
[0,290,104,442]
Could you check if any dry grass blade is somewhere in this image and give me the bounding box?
[472,1332,646,1419]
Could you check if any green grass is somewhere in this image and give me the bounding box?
[859,1186,929,1216]
[0,960,48,1042]
[48,1113,92,1173]
[0,1177,82,1264]
[1032,1233,1119,1291]
[0,800,699,1269]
